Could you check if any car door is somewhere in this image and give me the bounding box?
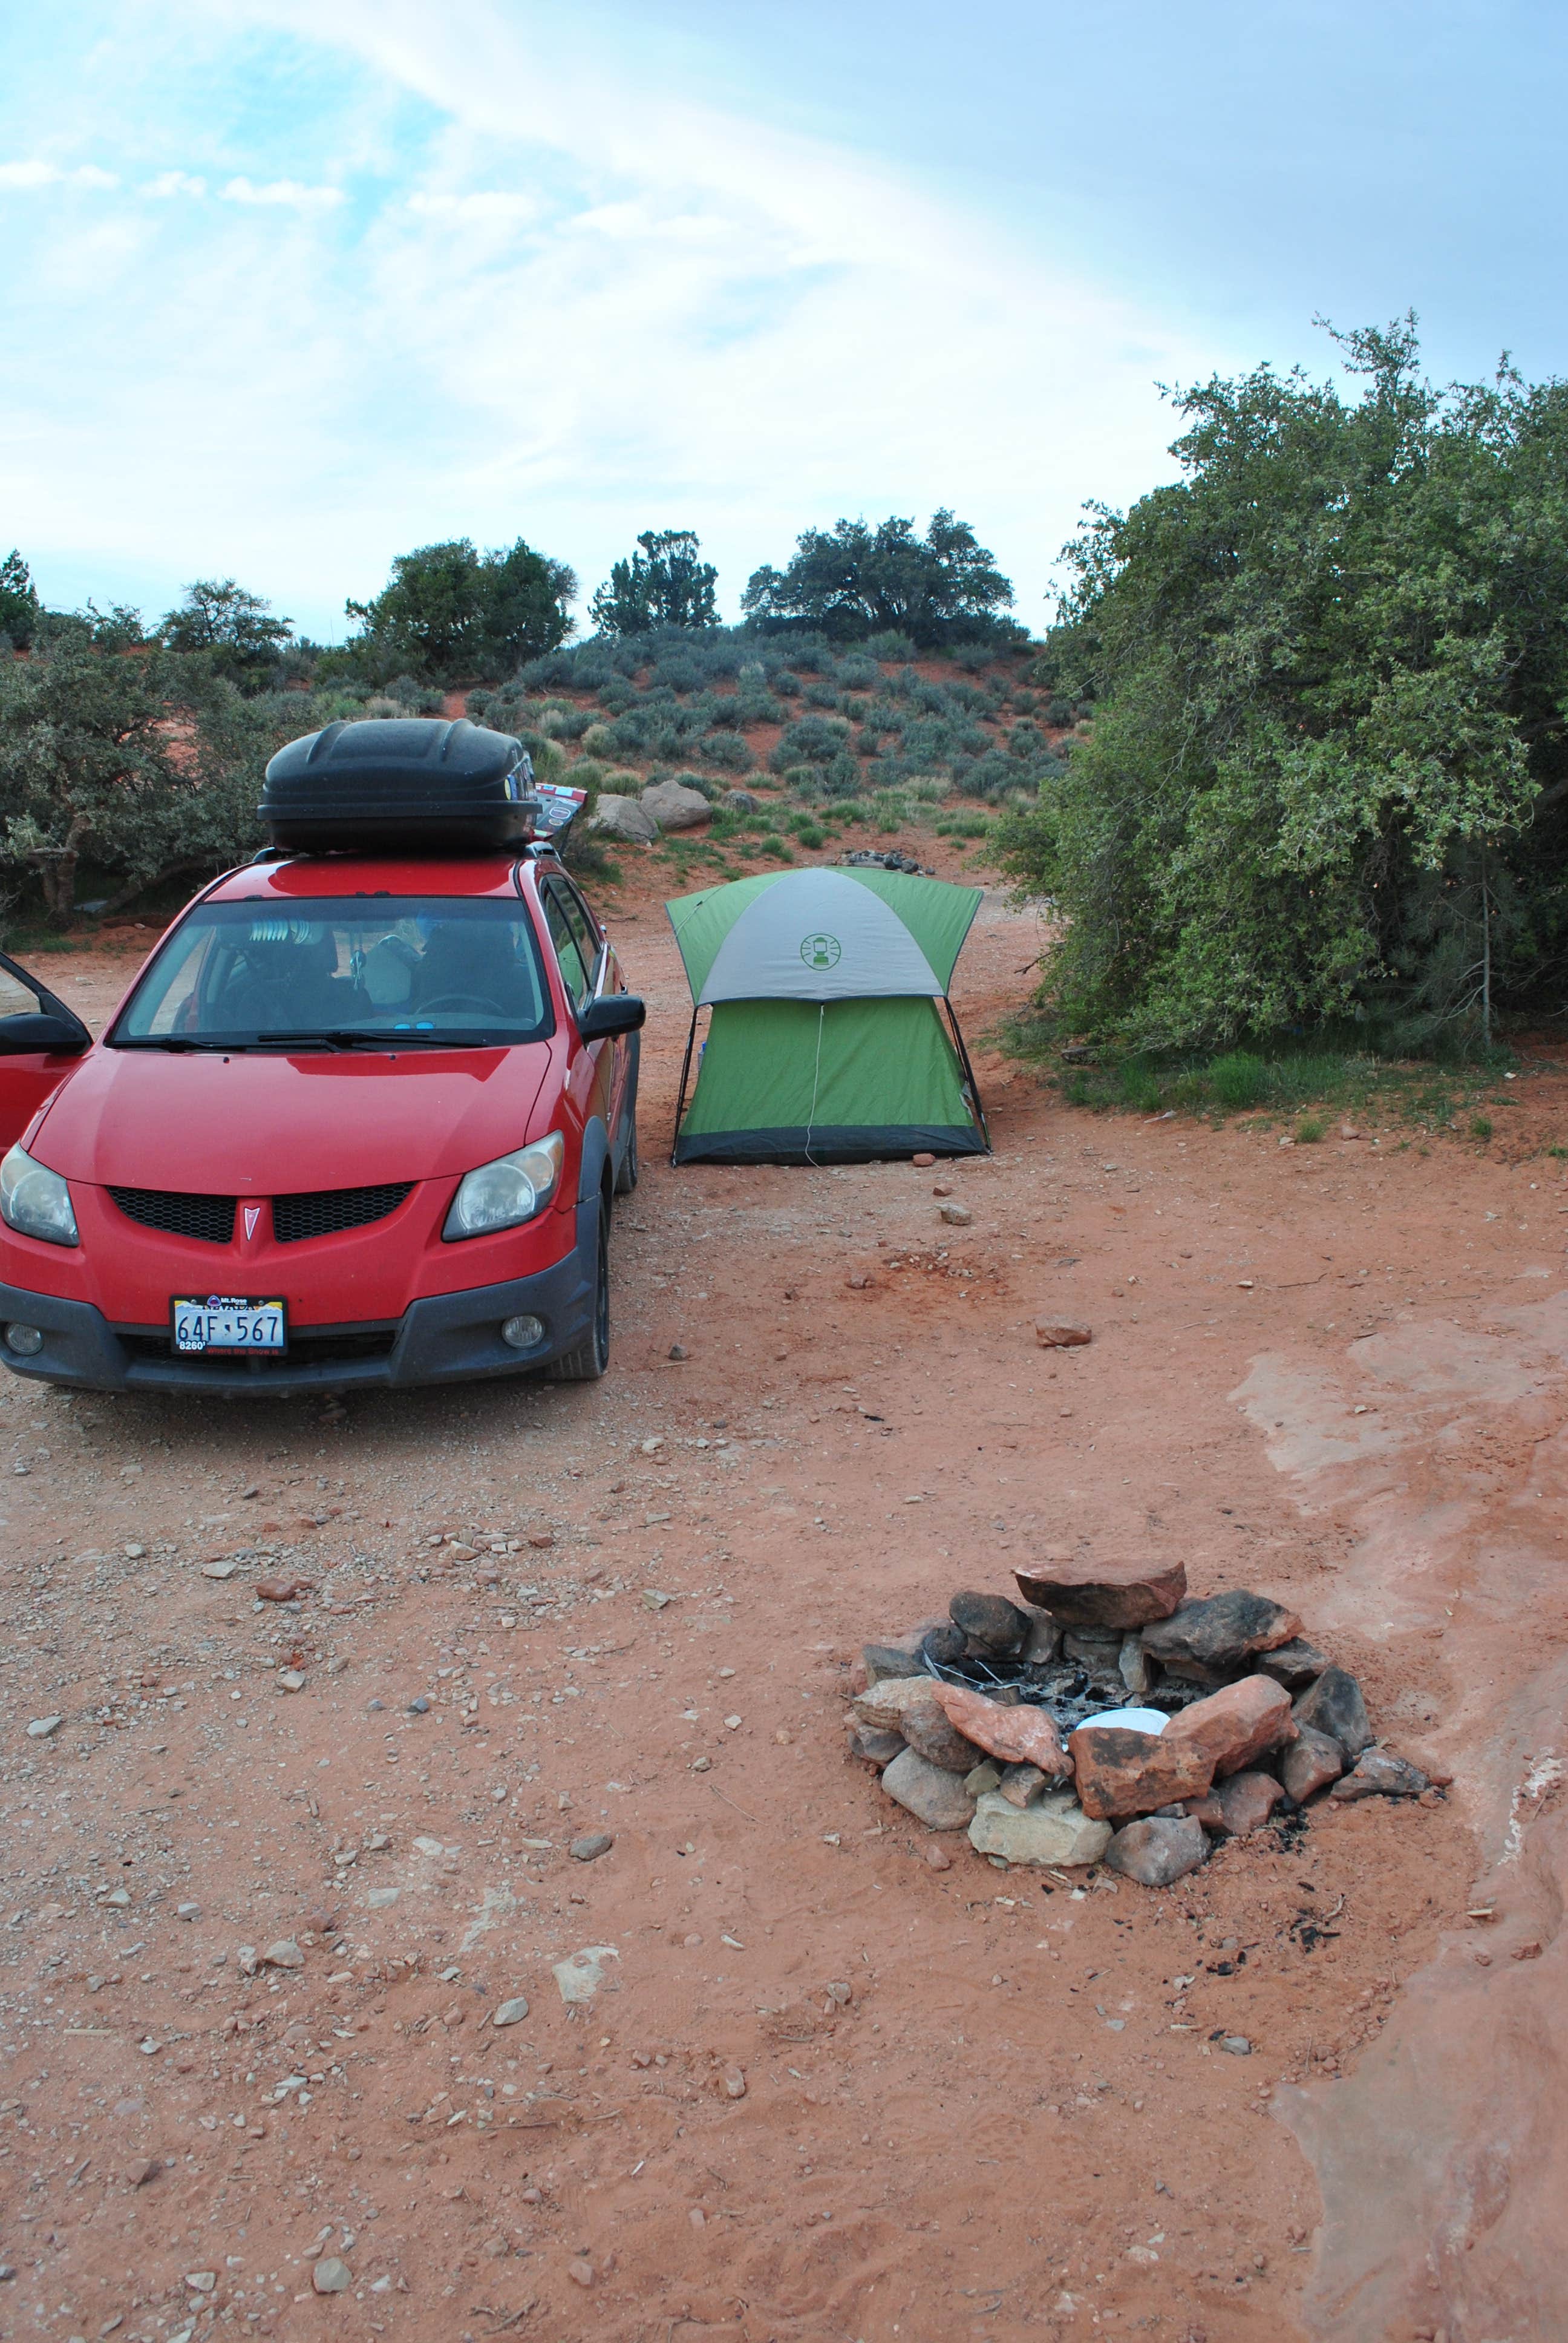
[538,876,608,1141]
[557,873,632,1136]
[0,949,93,1152]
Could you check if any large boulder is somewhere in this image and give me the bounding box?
[1013,1555,1186,1630]
[968,1789,1110,1868]
[640,779,711,831]
[1162,1674,1297,1778]
[1068,1723,1214,1820]
[590,793,658,844]
[1141,1591,1302,1680]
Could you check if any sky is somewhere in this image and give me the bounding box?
[3,0,1566,641]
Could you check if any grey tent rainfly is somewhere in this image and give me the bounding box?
[664,867,990,1165]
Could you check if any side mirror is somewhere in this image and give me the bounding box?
[577,994,646,1043]
[0,1012,90,1057]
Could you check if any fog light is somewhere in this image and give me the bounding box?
[5,1324,43,1355]
[501,1314,544,1349]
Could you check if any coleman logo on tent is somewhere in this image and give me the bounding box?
[800,932,842,969]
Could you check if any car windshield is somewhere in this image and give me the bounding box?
[108,897,555,1049]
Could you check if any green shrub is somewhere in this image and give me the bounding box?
[822,752,863,800]
[1210,1052,1270,1110]
[697,730,755,774]
[1471,1114,1494,1141]
[770,714,852,773]
[1295,1114,1327,1142]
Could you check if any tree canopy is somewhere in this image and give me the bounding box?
[160,577,293,690]
[589,529,718,636]
[0,551,39,650]
[999,319,1568,1049]
[344,537,576,683]
[742,510,1018,646]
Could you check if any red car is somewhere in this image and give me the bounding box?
[0,719,644,1394]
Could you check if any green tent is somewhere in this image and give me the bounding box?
[665,867,990,1165]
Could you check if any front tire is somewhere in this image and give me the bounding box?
[546,1201,610,1381]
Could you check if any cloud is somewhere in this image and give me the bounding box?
[145,170,209,199]
[219,175,345,209]
[0,1,1227,635]
[407,191,540,224]
[0,159,118,191]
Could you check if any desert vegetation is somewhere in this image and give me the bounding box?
[999,318,1568,1061]
[0,508,1046,924]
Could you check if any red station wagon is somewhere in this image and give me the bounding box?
[0,719,644,1394]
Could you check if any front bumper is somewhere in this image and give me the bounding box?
[0,1196,599,1395]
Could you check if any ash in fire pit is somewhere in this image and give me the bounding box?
[850,1560,1439,1885]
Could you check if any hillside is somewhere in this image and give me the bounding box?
[459,629,1082,886]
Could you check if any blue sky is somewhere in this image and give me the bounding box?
[2,0,1563,640]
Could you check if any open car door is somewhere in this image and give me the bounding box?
[0,950,92,1152]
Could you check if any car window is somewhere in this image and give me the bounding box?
[108,898,554,1048]
[541,882,595,1012]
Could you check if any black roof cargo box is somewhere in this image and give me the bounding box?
[260,718,540,854]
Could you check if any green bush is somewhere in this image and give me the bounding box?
[697,730,754,774]
[1470,1114,1494,1141]
[770,714,851,772]
[1209,1052,1270,1110]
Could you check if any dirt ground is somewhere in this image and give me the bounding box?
[2,853,1566,2343]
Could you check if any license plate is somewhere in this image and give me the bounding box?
[172,1296,287,1355]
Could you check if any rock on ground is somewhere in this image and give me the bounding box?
[1163,1674,1297,1778]
[930,1681,1070,1775]
[1294,1666,1374,1760]
[640,779,711,830]
[1103,1814,1210,1887]
[1215,1770,1287,1835]
[847,1720,907,1766]
[949,1590,1029,1653]
[1256,1637,1331,1689]
[899,1696,982,1773]
[1068,1723,1214,1820]
[1013,1554,1186,1629]
[853,1676,949,1732]
[1141,1590,1302,1677]
[1282,1723,1347,1801]
[968,1789,1111,1867]
[1331,1748,1429,1800]
[880,1746,978,1830]
[591,794,659,844]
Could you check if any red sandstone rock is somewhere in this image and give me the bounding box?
[1215,1770,1287,1835]
[1013,1554,1187,1630]
[1067,1724,1215,1820]
[1163,1675,1297,1778]
[930,1682,1071,1776]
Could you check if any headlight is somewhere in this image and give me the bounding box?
[0,1145,79,1247]
[443,1132,564,1242]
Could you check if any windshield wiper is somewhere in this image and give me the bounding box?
[109,1035,237,1052]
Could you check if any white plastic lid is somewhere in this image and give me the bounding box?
[1078,1706,1168,1735]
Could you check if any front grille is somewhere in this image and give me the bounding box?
[273,1182,414,1244]
[117,1326,399,1367]
[108,1187,235,1244]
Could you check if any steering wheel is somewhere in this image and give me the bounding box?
[419,992,508,1018]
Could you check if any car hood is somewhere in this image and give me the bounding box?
[31,1043,556,1191]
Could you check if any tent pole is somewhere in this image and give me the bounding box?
[671,1009,699,1165]
[944,997,991,1151]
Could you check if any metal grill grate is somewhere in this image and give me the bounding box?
[272,1182,414,1244]
[108,1187,236,1245]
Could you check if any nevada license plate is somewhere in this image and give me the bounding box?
[172,1296,287,1355]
